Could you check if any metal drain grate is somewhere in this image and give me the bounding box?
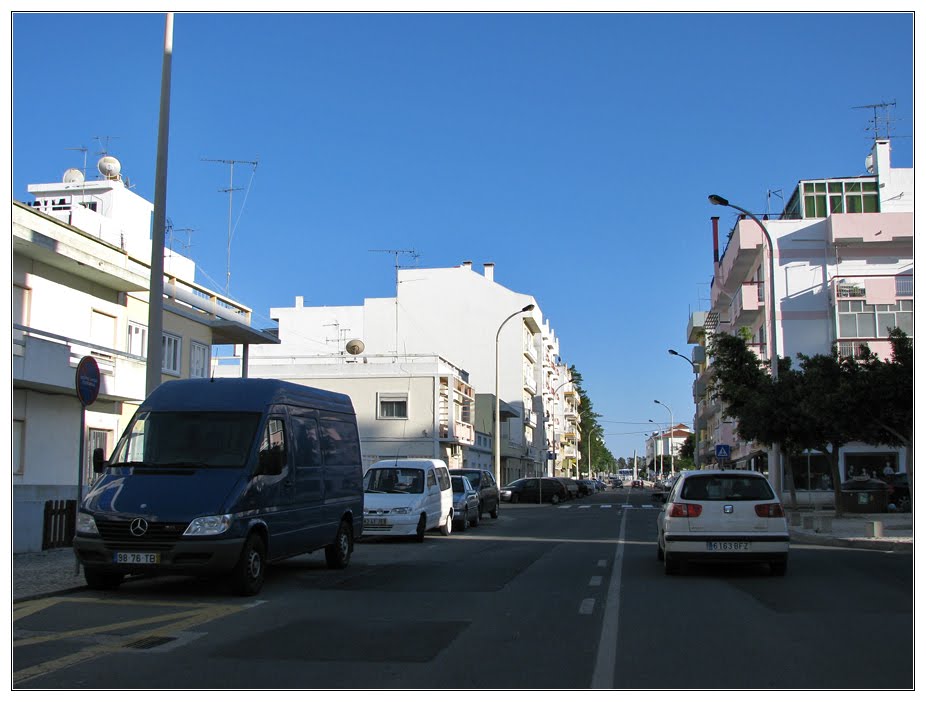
[124,636,176,650]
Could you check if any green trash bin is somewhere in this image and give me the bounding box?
[839,477,889,513]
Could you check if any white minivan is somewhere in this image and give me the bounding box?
[362,459,454,541]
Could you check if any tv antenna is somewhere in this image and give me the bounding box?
[166,218,196,255]
[203,157,259,294]
[324,322,352,354]
[93,135,119,156]
[766,189,783,216]
[852,101,897,140]
[370,248,420,355]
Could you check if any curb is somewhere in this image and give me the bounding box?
[789,531,913,552]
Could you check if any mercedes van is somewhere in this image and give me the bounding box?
[73,378,364,595]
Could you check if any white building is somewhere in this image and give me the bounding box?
[224,261,581,485]
[684,138,912,498]
[12,157,278,552]
[645,424,691,477]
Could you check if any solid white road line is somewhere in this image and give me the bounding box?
[591,506,627,688]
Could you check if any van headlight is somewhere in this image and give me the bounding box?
[184,514,232,536]
[391,506,412,515]
[76,512,99,536]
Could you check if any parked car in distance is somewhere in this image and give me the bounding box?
[656,470,789,576]
[363,459,454,541]
[500,477,567,504]
[610,478,624,489]
[449,468,500,519]
[451,476,481,530]
[631,479,644,489]
[885,473,911,512]
[559,477,581,499]
[575,480,593,497]
[594,479,608,491]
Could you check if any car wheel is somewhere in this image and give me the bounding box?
[415,514,427,542]
[490,502,499,519]
[656,538,664,562]
[511,493,520,504]
[899,496,911,512]
[550,493,561,505]
[231,532,267,596]
[84,568,124,590]
[469,509,480,528]
[664,553,680,576]
[325,519,352,569]
[440,512,453,536]
[770,559,788,576]
[459,509,469,531]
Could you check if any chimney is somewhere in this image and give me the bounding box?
[461,260,472,271]
[295,296,304,308]
[711,217,720,263]
[483,262,495,282]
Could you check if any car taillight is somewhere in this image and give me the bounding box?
[668,503,702,518]
[755,503,784,518]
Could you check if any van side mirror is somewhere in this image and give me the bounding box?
[258,445,285,475]
[92,447,107,473]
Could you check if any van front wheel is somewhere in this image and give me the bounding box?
[440,512,453,536]
[415,515,427,542]
[325,520,352,569]
[231,533,266,596]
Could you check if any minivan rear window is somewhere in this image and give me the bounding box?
[110,411,262,468]
[681,475,774,501]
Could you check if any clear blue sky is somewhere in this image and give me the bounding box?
[11,12,916,462]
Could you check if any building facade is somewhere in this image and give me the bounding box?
[12,157,277,552]
[683,138,912,499]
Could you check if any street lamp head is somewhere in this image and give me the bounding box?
[708,194,729,207]
[522,304,535,313]
[668,349,679,356]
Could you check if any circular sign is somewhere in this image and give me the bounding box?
[76,355,101,407]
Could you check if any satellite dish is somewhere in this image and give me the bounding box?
[97,155,122,180]
[345,339,365,355]
[63,168,85,183]
[865,153,875,175]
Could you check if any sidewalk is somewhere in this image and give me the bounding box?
[12,510,913,602]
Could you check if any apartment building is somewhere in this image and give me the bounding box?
[12,156,278,552]
[645,424,692,477]
[225,261,580,486]
[684,138,912,498]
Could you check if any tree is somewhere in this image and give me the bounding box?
[567,364,616,476]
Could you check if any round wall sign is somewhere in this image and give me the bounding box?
[76,355,101,407]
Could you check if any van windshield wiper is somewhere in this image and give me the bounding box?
[152,461,213,468]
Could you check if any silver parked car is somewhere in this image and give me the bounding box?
[656,470,790,576]
[451,476,481,531]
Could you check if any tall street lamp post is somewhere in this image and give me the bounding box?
[495,304,535,489]
[654,400,674,475]
[708,194,781,492]
[649,419,665,477]
[669,349,699,469]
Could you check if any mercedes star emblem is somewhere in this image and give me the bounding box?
[130,518,149,537]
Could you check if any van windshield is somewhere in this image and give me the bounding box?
[110,411,262,468]
[364,468,425,494]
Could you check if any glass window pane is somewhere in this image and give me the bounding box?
[816,195,827,216]
[839,313,858,337]
[804,196,816,217]
[895,312,913,334]
[815,183,828,193]
[846,182,861,193]
[857,312,876,337]
[830,195,844,213]
[846,195,862,213]
[863,181,879,192]
[838,300,850,312]
[828,182,843,193]
[863,194,880,212]
[876,312,895,337]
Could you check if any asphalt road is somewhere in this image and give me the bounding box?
[13,488,913,689]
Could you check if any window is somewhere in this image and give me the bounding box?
[319,418,361,465]
[13,420,24,475]
[378,393,408,419]
[127,321,147,357]
[162,332,182,375]
[801,180,880,218]
[190,341,209,379]
[292,415,321,467]
[86,429,111,485]
[838,300,913,338]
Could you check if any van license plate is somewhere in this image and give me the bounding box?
[114,552,160,564]
[706,541,749,552]
[364,518,387,527]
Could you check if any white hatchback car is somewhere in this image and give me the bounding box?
[656,470,790,576]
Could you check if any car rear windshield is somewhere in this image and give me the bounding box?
[681,475,774,501]
[457,470,482,487]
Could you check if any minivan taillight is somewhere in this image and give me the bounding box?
[755,503,784,518]
[668,503,702,518]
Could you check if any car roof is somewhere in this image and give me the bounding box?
[369,458,447,470]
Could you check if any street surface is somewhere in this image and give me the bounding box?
[13,488,913,689]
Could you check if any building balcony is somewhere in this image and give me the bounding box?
[524,409,538,428]
[730,281,763,328]
[523,373,537,394]
[827,212,913,244]
[13,326,146,403]
[687,311,708,344]
[715,218,764,293]
[830,274,914,305]
[439,419,475,446]
[836,338,893,360]
[562,446,578,459]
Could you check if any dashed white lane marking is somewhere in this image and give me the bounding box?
[589,576,603,587]
[597,560,607,568]
[579,598,596,615]
[578,505,592,509]
[592,506,628,688]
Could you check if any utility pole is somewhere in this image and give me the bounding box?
[370,249,419,354]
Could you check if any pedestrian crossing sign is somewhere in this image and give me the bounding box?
[715,444,731,459]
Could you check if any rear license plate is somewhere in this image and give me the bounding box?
[364,518,387,527]
[706,541,749,552]
[113,552,160,564]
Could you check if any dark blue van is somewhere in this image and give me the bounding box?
[73,378,364,595]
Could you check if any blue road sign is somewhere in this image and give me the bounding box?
[76,355,101,407]
[715,444,731,460]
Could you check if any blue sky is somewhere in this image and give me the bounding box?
[11,12,916,461]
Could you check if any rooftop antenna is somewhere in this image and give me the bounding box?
[203,157,259,295]
[165,219,196,255]
[93,135,119,156]
[324,322,351,355]
[766,189,783,217]
[370,248,419,355]
[852,100,897,140]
